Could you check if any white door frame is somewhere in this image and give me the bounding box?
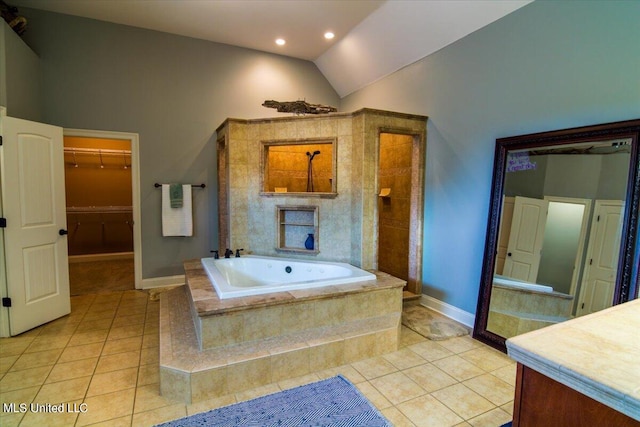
[0,107,7,336]
[63,128,142,289]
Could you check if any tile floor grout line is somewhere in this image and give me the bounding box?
[72,292,123,427]
[129,294,149,423]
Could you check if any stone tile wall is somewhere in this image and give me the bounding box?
[216,109,427,272]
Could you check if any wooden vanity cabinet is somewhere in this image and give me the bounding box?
[513,364,640,427]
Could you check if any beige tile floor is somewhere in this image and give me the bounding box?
[0,290,516,427]
[69,260,135,296]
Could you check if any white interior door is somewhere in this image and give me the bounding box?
[577,200,624,317]
[495,196,515,275]
[1,116,70,336]
[503,196,548,282]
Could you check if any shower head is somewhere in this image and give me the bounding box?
[313,150,320,155]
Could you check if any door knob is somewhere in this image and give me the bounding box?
[59,229,68,236]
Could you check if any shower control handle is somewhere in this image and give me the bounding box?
[59,229,68,236]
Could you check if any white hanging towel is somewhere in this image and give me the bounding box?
[162,184,193,236]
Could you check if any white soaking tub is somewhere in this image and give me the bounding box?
[201,255,377,299]
[493,274,554,293]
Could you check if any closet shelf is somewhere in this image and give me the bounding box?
[64,147,131,156]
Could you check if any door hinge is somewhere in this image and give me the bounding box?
[2,297,11,308]
[589,259,593,265]
[0,218,6,228]
[0,135,3,145]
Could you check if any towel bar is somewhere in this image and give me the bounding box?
[154,183,206,188]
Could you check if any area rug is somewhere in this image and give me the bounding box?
[402,305,470,340]
[155,375,392,427]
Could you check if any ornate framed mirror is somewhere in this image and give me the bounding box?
[473,119,640,352]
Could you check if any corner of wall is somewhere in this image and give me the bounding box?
[0,23,8,110]
[420,294,476,329]
[141,275,186,290]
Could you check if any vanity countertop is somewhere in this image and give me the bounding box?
[506,298,640,421]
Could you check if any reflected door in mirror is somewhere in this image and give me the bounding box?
[577,200,623,316]
[502,196,548,282]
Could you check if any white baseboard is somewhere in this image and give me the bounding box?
[141,275,186,289]
[69,252,134,263]
[420,294,476,330]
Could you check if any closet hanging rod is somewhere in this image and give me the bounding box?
[154,183,206,188]
[67,206,132,213]
[64,147,131,156]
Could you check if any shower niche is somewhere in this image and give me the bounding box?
[276,205,319,253]
[261,138,336,195]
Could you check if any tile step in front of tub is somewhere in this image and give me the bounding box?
[491,309,572,323]
[159,285,400,403]
[487,308,571,339]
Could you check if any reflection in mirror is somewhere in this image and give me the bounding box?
[261,139,336,195]
[474,120,640,352]
[487,140,630,338]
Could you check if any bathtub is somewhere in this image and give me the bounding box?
[201,255,377,299]
[493,275,553,293]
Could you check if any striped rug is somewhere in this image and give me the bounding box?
[156,375,391,427]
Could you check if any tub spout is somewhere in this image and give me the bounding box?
[224,249,233,258]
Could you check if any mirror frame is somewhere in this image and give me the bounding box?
[473,119,640,352]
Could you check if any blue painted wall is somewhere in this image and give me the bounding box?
[341,1,640,314]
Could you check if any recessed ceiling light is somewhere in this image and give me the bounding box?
[275,38,286,46]
[324,32,335,40]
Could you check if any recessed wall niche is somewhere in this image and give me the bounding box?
[276,205,319,253]
[261,138,336,196]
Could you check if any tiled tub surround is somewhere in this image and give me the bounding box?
[159,259,405,403]
[487,282,574,339]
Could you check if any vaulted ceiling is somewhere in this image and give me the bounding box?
[9,0,532,97]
